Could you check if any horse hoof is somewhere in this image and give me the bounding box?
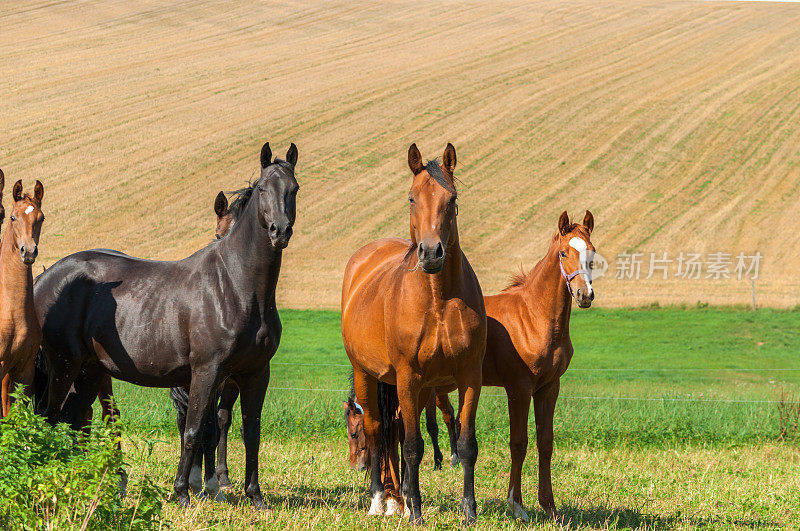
[216,473,232,488]
[507,499,529,522]
[450,453,460,468]
[461,498,477,526]
[367,492,385,516]
[252,497,270,511]
[176,495,192,508]
[385,498,401,516]
[433,461,442,471]
[408,514,425,526]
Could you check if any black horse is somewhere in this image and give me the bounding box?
[33,141,298,508]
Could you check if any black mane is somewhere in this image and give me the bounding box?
[425,159,456,195]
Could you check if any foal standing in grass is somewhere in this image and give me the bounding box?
[0,179,45,415]
[342,143,486,525]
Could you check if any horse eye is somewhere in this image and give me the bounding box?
[10,216,15,222]
[560,250,567,257]
[408,197,415,204]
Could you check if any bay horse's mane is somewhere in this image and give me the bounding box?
[424,159,457,194]
[503,224,589,291]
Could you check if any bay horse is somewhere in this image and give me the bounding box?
[32,141,298,508]
[341,143,486,525]
[0,179,45,416]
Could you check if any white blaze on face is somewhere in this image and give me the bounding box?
[24,205,34,215]
[568,236,594,296]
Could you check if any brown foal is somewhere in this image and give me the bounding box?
[342,143,486,525]
[483,210,596,520]
[0,179,45,416]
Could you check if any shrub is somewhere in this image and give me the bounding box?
[0,392,166,530]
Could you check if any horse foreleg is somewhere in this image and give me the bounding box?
[424,391,443,470]
[174,370,218,507]
[201,386,222,501]
[534,380,560,519]
[397,378,424,525]
[215,381,239,488]
[352,368,385,516]
[506,384,532,522]
[435,391,459,467]
[235,366,269,510]
[457,375,481,526]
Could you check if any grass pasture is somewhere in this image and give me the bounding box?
[109,307,800,529]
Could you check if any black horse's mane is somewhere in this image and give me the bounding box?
[227,159,293,219]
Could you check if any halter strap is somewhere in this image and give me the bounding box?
[559,258,591,297]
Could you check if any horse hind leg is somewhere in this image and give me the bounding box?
[201,386,223,502]
[506,385,532,522]
[215,381,239,488]
[424,391,443,470]
[435,391,460,467]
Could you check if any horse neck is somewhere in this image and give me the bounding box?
[522,237,572,339]
[218,199,282,305]
[0,223,34,306]
[415,218,464,304]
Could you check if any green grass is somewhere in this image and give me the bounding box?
[113,307,800,447]
[104,307,800,529]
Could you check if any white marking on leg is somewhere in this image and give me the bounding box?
[402,498,410,518]
[368,491,385,516]
[385,497,400,516]
[188,464,202,494]
[507,488,530,522]
[24,205,33,214]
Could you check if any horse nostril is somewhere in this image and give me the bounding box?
[435,242,443,259]
[269,223,277,234]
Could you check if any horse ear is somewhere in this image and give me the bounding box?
[342,401,350,413]
[408,143,423,175]
[583,210,594,234]
[558,210,570,236]
[214,191,228,218]
[260,142,272,169]
[442,143,457,174]
[0,168,4,196]
[12,180,23,202]
[34,180,44,205]
[286,143,298,167]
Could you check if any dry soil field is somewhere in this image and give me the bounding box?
[2,0,800,307]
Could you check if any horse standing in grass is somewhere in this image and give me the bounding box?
[355,210,597,521]
[33,141,298,508]
[341,143,486,525]
[0,179,45,416]
[484,210,596,521]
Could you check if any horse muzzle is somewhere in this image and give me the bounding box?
[20,245,37,265]
[575,285,594,308]
[268,222,293,249]
[418,241,445,274]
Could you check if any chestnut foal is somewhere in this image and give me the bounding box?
[342,144,486,525]
[484,210,596,521]
[0,179,45,415]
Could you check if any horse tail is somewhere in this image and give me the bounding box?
[169,386,190,415]
[32,347,48,414]
[376,380,400,475]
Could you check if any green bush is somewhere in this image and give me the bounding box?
[0,392,166,530]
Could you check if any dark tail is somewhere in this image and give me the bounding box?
[376,380,400,474]
[33,348,48,414]
[170,386,221,450]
